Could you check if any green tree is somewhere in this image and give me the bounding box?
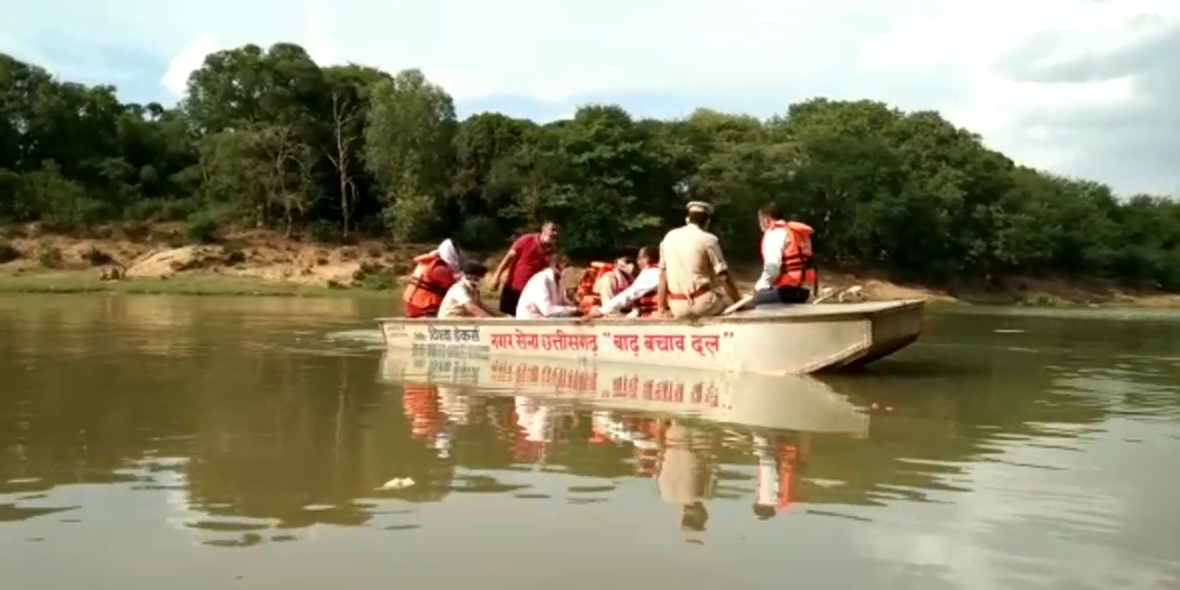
[364,69,457,241]
[0,43,1177,294]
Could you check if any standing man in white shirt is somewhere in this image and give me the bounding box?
[581,246,661,320]
[515,252,581,319]
[438,261,498,318]
[752,202,817,305]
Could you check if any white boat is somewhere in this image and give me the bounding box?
[376,299,925,375]
[378,352,872,437]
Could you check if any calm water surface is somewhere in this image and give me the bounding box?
[1,295,1179,590]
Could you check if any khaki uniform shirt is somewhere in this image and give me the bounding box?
[658,224,729,317]
[657,422,715,505]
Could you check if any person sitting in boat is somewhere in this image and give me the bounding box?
[582,246,661,320]
[656,201,743,318]
[490,221,560,316]
[438,261,497,318]
[575,256,636,314]
[752,202,817,305]
[516,251,581,319]
[403,238,465,318]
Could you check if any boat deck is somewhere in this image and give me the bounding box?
[723,299,926,321]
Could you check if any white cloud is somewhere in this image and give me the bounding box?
[162,34,222,97]
[6,0,1180,194]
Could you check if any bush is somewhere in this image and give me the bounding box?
[125,198,199,223]
[222,244,246,265]
[184,212,220,244]
[457,215,502,251]
[307,220,342,243]
[37,244,63,268]
[0,241,20,264]
[81,246,114,266]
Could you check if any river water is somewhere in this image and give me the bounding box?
[1,295,1178,590]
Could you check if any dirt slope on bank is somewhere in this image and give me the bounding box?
[1,223,1177,307]
[0,224,417,288]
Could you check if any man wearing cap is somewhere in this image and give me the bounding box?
[438,261,498,318]
[655,201,742,318]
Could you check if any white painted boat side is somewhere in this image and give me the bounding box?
[376,299,925,375]
[378,352,871,437]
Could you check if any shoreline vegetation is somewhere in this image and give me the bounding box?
[1,43,1178,308]
[1,224,1178,308]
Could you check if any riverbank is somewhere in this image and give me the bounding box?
[1,224,1178,307]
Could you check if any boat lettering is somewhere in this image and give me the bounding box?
[690,334,721,356]
[427,359,480,383]
[411,342,490,360]
[606,333,722,356]
[428,325,481,343]
[611,334,640,355]
[608,376,719,406]
[491,360,596,390]
[490,330,598,352]
[644,334,686,353]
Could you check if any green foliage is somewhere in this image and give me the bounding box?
[184,211,222,244]
[0,47,1178,289]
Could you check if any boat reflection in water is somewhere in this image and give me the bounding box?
[379,349,872,534]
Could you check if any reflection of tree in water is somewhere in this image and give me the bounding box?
[0,310,202,494]
[183,356,459,529]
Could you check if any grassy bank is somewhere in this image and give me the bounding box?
[0,271,392,298]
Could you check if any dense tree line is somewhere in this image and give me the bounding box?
[2,43,1178,288]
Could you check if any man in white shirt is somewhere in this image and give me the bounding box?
[438,261,498,318]
[581,246,660,320]
[752,202,814,305]
[515,252,580,319]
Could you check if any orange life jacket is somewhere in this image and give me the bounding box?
[755,441,797,514]
[766,221,818,290]
[402,256,456,317]
[402,385,441,442]
[576,262,632,311]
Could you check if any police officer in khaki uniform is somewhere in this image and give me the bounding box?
[656,201,742,318]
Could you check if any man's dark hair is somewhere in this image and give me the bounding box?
[462,261,488,277]
[758,202,784,220]
[687,210,711,227]
[638,246,659,264]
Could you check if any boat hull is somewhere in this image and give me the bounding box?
[377,299,924,375]
[379,352,871,436]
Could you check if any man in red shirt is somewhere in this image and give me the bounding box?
[489,221,559,315]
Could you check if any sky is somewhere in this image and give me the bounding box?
[2,0,1179,196]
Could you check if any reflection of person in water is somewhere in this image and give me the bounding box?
[392,384,457,502]
[513,396,570,470]
[434,386,480,460]
[750,431,811,520]
[403,384,444,444]
[655,419,717,539]
[631,418,662,477]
